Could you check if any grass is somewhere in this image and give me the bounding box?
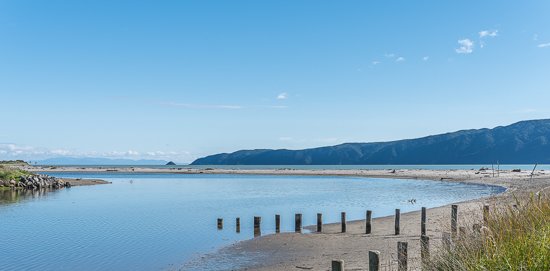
[0,160,29,166]
[0,165,32,182]
[428,193,550,271]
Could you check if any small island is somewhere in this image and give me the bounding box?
[165,161,176,166]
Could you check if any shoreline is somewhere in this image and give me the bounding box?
[171,168,548,270]
[20,166,550,270]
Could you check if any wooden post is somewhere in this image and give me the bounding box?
[451,205,458,239]
[217,218,223,230]
[331,260,344,271]
[483,205,490,225]
[395,209,400,235]
[275,214,280,233]
[317,213,322,233]
[295,213,302,233]
[421,207,427,236]
[254,216,261,237]
[366,210,372,234]
[368,250,380,271]
[459,226,466,238]
[236,217,240,233]
[442,232,451,250]
[397,241,408,271]
[341,212,346,233]
[473,223,481,234]
[420,235,430,266]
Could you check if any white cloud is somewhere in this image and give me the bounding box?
[422,56,430,61]
[456,39,474,54]
[396,57,405,62]
[372,61,381,65]
[276,92,288,100]
[537,43,550,48]
[384,53,396,58]
[0,143,193,162]
[479,30,498,38]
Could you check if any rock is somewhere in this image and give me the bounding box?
[10,180,16,185]
[65,182,71,188]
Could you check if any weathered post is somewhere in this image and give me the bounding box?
[473,223,481,234]
[442,232,452,250]
[275,214,281,234]
[341,212,347,233]
[459,226,466,238]
[421,207,427,236]
[254,216,261,237]
[236,217,240,233]
[295,213,302,233]
[451,205,458,239]
[368,250,380,271]
[483,205,490,225]
[217,218,223,230]
[366,210,372,234]
[331,260,344,271]
[397,241,408,271]
[395,209,401,235]
[317,213,322,233]
[420,235,430,266]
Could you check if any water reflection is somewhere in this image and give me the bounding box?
[0,187,62,205]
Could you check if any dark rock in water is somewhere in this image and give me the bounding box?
[166,161,176,166]
[65,182,71,188]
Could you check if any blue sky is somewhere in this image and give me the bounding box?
[1,0,550,163]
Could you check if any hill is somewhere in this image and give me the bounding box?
[191,119,550,165]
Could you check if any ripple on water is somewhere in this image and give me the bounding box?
[0,173,504,271]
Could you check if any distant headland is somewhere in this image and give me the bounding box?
[192,119,550,165]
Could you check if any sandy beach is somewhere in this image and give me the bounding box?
[25,166,550,270]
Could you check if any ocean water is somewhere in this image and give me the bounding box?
[0,173,504,271]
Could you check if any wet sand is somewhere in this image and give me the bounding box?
[24,166,550,270]
[60,178,111,186]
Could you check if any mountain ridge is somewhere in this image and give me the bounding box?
[191,119,550,165]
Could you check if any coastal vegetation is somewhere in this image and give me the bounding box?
[429,193,550,270]
[0,161,71,190]
[0,160,29,166]
[0,165,32,186]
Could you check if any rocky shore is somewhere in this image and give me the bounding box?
[1,174,72,190]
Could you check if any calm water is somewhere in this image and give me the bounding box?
[0,173,504,271]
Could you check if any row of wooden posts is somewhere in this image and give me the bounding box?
[217,204,492,271]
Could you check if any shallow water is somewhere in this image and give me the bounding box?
[0,173,504,271]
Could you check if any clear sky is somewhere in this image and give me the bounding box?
[1,0,550,163]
